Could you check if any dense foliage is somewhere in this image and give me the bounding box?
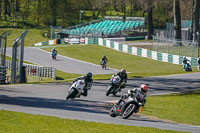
[0,0,197,28]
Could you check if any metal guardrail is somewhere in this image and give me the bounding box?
[0,66,6,84]
[4,59,56,79]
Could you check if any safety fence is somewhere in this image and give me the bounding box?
[3,59,56,79]
[97,38,198,66]
[152,36,199,58]
[33,37,198,67]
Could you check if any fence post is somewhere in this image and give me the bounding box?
[19,30,28,83]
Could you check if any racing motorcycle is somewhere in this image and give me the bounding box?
[109,93,144,119]
[183,61,192,72]
[51,52,57,60]
[106,75,122,96]
[100,60,106,69]
[66,79,92,100]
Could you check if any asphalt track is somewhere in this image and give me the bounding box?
[6,47,118,75]
[2,47,200,132]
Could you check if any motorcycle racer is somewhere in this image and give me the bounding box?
[116,84,148,112]
[73,72,93,96]
[115,69,127,91]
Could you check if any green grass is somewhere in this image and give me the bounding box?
[43,45,197,79]
[143,91,200,125]
[0,28,49,47]
[0,110,184,133]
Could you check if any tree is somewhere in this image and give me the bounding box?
[50,0,57,26]
[191,0,200,42]
[4,0,8,20]
[173,0,182,41]
[147,0,154,39]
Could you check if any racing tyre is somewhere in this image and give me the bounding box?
[106,85,113,96]
[66,88,78,100]
[122,104,135,119]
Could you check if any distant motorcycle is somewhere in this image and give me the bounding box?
[51,52,57,60]
[109,93,144,119]
[183,62,192,72]
[66,79,92,100]
[100,60,107,69]
[106,75,122,96]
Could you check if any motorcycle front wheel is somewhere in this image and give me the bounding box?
[122,104,136,119]
[106,85,113,96]
[109,106,117,117]
[66,88,78,100]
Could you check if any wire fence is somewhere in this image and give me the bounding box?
[4,59,56,80]
[152,36,199,58]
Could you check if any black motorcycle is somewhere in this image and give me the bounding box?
[109,93,144,119]
[106,75,122,96]
[183,63,192,72]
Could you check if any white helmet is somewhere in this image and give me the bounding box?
[140,84,148,93]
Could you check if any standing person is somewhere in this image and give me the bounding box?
[73,72,93,96]
[116,69,127,91]
[100,55,108,69]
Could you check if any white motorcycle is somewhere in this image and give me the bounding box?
[66,79,92,100]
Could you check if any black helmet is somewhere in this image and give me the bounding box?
[121,69,126,74]
[86,72,92,81]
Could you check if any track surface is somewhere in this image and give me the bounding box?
[2,47,200,132]
[6,47,118,75]
[1,73,200,132]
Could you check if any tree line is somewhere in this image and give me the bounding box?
[0,0,199,40]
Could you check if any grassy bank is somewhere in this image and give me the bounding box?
[43,45,197,79]
[0,110,184,133]
[0,28,49,47]
[143,91,200,125]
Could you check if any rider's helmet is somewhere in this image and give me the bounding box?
[183,56,186,60]
[86,72,92,81]
[120,69,126,76]
[140,84,148,94]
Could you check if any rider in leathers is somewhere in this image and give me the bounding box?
[73,72,93,96]
[197,57,200,71]
[115,69,127,91]
[116,84,148,112]
[100,55,108,69]
[182,56,191,69]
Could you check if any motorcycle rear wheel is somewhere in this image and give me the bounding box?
[122,104,136,119]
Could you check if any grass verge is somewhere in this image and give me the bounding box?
[0,28,49,47]
[0,110,184,133]
[43,45,198,79]
[142,91,200,126]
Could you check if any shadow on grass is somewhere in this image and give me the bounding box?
[56,77,64,80]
